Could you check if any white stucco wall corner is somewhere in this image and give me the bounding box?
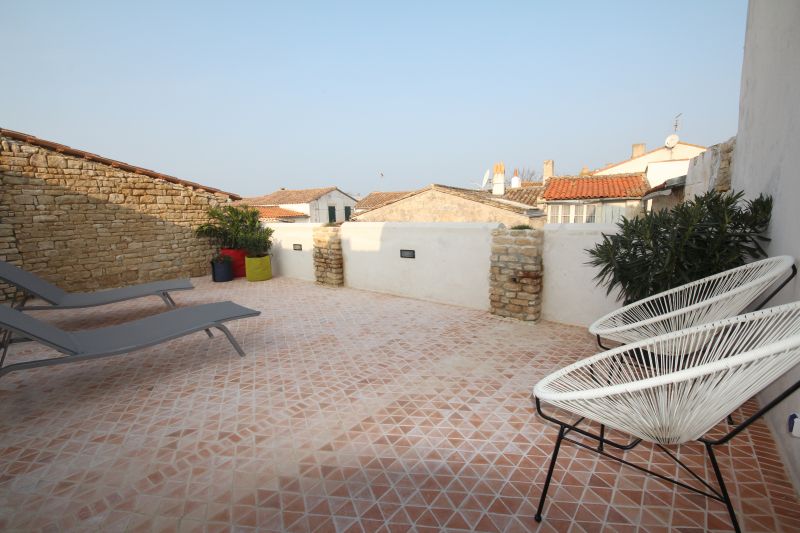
[265,222,322,281]
[541,223,622,327]
[729,0,800,493]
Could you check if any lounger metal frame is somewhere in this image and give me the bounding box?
[0,289,258,378]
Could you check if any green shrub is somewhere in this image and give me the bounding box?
[586,190,772,303]
[510,224,533,230]
[196,205,274,257]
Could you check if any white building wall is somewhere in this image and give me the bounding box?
[266,223,319,281]
[594,144,706,175]
[341,222,499,310]
[308,191,357,223]
[645,160,692,188]
[542,224,621,326]
[730,0,800,491]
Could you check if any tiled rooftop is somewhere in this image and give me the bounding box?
[0,278,798,532]
[355,192,412,211]
[240,187,343,206]
[542,174,650,201]
[254,206,309,220]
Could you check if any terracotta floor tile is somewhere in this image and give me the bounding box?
[0,277,797,532]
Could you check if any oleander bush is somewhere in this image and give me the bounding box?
[587,190,772,303]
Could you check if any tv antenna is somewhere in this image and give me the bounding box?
[665,113,683,149]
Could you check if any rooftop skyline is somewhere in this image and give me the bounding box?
[4,1,747,197]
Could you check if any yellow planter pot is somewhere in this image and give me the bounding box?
[245,256,272,281]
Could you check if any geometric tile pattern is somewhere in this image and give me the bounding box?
[0,277,797,532]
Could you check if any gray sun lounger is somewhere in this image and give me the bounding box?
[0,301,260,378]
[0,260,194,310]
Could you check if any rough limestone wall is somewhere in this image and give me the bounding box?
[354,189,539,227]
[313,226,343,286]
[489,228,542,321]
[684,137,736,199]
[0,134,233,300]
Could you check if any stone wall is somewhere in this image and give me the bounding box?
[684,137,736,199]
[0,133,235,299]
[313,226,343,286]
[489,228,543,321]
[354,189,542,227]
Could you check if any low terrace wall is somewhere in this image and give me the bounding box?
[541,223,621,326]
[268,223,319,282]
[266,221,621,325]
[341,222,499,311]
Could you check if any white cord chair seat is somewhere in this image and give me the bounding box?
[536,300,800,445]
[589,255,795,346]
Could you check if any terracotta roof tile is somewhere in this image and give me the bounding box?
[502,185,544,206]
[241,187,355,205]
[543,174,649,200]
[254,206,308,220]
[0,128,240,199]
[355,191,411,210]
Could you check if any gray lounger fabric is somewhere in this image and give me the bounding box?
[0,260,193,309]
[0,301,260,377]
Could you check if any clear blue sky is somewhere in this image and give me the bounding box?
[4,1,748,198]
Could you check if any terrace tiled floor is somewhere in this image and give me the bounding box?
[0,277,798,532]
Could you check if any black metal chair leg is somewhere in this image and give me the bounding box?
[598,424,605,452]
[706,442,741,533]
[535,425,566,523]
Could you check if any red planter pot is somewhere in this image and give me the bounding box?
[220,248,246,278]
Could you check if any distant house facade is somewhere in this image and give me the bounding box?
[542,174,649,224]
[644,137,736,213]
[594,140,706,188]
[239,187,357,223]
[353,182,544,227]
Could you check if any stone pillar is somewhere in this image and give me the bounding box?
[489,227,542,321]
[313,226,343,286]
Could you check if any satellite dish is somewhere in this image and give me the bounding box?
[665,134,680,149]
[480,169,491,189]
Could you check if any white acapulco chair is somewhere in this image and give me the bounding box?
[532,300,800,533]
[589,255,797,349]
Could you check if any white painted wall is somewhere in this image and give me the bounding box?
[266,223,319,281]
[542,224,621,327]
[310,190,357,223]
[730,0,800,491]
[645,159,692,188]
[595,143,706,175]
[340,222,499,310]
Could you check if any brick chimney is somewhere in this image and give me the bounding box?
[492,162,506,196]
[631,143,646,158]
[543,160,554,181]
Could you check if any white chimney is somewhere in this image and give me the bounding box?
[543,160,554,181]
[510,168,521,189]
[492,161,506,196]
[632,143,646,158]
